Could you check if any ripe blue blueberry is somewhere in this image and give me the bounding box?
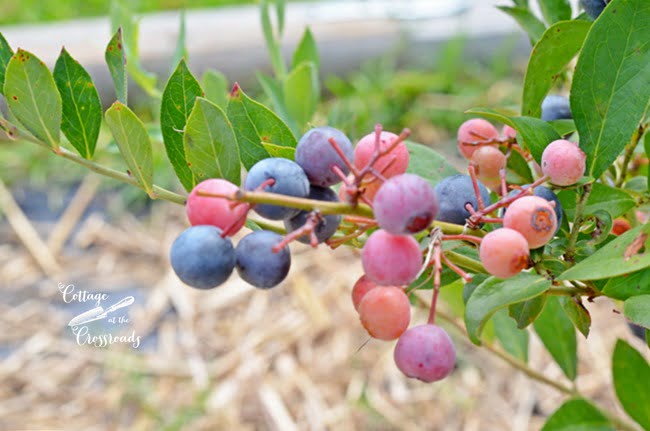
[295,126,354,187]
[284,186,342,244]
[541,95,572,122]
[580,0,609,20]
[236,230,291,289]
[244,158,310,220]
[628,322,647,342]
[434,174,492,226]
[170,225,236,289]
[501,185,563,234]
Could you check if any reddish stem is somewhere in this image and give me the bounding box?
[468,165,486,211]
[273,212,322,252]
[441,253,473,283]
[428,243,442,325]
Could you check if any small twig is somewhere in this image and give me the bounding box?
[564,184,593,263]
[615,123,645,188]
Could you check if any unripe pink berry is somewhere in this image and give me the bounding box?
[186,179,248,235]
[503,196,557,249]
[479,228,530,278]
[362,229,422,286]
[354,131,409,179]
[457,119,499,159]
[541,140,586,186]
[470,146,507,191]
[502,125,517,140]
[359,286,411,340]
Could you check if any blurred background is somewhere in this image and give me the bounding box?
[0,0,644,430]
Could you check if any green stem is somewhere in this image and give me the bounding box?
[546,285,586,296]
[564,184,592,264]
[444,251,487,274]
[615,123,646,188]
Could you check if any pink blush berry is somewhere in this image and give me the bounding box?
[502,125,517,140]
[186,179,248,235]
[362,229,422,286]
[354,131,409,179]
[503,196,558,249]
[541,140,586,186]
[394,324,456,383]
[479,228,530,278]
[457,119,499,159]
[358,286,411,340]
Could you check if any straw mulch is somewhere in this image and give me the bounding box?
[0,179,647,431]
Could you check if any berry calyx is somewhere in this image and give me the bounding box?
[503,196,558,249]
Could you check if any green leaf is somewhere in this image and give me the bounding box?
[508,295,547,329]
[105,102,154,196]
[612,340,650,430]
[602,269,650,300]
[160,59,203,191]
[184,98,241,185]
[405,141,459,187]
[0,33,13,95]
[171,10,188,70]
[226,84,296,169]
[507,147,534,184]
[202,69,228,108]
[257,72,294,133]
[4,49,61,149]
[549,119,577,136]
[497,6,547,43]
[559,296,591,337]
[291,28,319,71]
[521,20,591,117]
[558,224,650,280]
[624,295,650,329]
[541,398,613,431]
[538,0,572,25]
[261,0,286,79]
[283,61,318,132]
[53,48,102,159]
[571,0,650,179]
[493,308,529,362]
[645,131,650,190]
[534,296,577,380]
[464,273,551,345]
[110,0,158,97]
[558,182,636,220]
[465,108,560,162]
[105,28,127,104]
[261,141,295,159]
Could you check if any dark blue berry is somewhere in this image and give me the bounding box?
[170,225,236,289]
[295,126,354,187]
[580,0,609,20]
[434,174,492,226]
[628,322,647,342]
[244,158,310,220]
[284,186,342,244]
[541,95,572,121]
[236,230,291,289]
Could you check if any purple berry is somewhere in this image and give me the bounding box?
[434,174,492,226]
[541,95,572,121]
[295,126,354,187]
[373,174,438,235]
[394,324,456,383]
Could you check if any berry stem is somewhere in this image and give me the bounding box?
[442,234,482,244]
[440,252,472,282]
[564,184,593,264]
[615,122,646,188]
[273,212,321,251]
[427,242,442,325]
[444,251,487,274]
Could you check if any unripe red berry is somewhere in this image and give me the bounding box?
[362,229,422,286]
[186,179,247,235]
[394,324,456,382]
[358,286,411,340]
[354,131,409,179]
[470,146,507,191]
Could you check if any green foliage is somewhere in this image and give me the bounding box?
[202,70,229,108]
[509,296,547,329]
[4,49,62,149]
[559,224,650,280]
[105,101,155,196]
[534,296,577,380]
[493,308,529,362]
[557,183,636,220]
[160,59,203,191]
[623,295,650,329]
[465,273,551,345]
[184,98,241,185]
[105,28,128,104]
[404,142,458,187]
[602,269,650,300]
[53,48,102,159]
[521,20,591,118]
[612,340,650,430]
[541,398,613,431]
[498,6,547,44]
[0,33,13,94]
[571,0,650,179]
